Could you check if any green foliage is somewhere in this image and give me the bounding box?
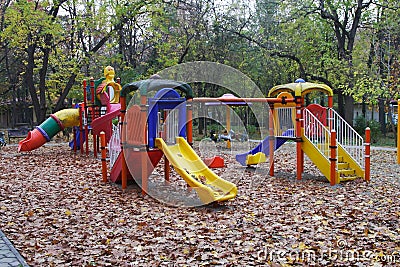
[354,116,367,136]
[354,115,383,143]
[366,120,382,143]
[2,1,64,49]
[246,124,257,138]
[351,75,387,105]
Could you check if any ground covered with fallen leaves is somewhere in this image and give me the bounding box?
[0,140,399,266]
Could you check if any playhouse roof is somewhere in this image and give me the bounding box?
[268,81,333,97]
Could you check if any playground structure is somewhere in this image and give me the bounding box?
[16,69,238,204]
[234,81,371,185]
[18,68,376,203]
[18,66,122,155]
[111,80,238,204]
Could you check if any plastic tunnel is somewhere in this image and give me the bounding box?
[18,109,80,152]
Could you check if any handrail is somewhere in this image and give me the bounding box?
[327,108,364,168]
[303,108,332,160]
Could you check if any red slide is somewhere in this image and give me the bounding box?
[91,103,121,143]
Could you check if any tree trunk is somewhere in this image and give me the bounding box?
[26,45,46,124]
[337,90,345,118]
[344,95,354,126]
[54,73,78,112]
[378,98,386,135]
[362,95,366,118]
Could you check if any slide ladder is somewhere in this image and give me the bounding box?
[302,107,365,183]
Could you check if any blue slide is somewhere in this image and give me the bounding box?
[235,129,294,166]
[68,126,87,150]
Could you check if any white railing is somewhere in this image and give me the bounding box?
[303,108,331,160]
[108,124,121,168]
[166,110,180,145]
[327,108,364,168]
[274,107,296,137]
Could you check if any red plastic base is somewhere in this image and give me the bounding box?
[110,150,163,183]
[203,156,225,168]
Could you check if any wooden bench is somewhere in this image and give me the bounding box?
[7,127,30,143]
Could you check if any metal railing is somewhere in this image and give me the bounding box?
[303,108,331,160]
[327,108,364,168]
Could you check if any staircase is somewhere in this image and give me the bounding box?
[302,106,365,183]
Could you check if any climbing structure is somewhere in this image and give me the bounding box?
[265,80,370,185]
[18,66,121,154]
[109,79,238,204]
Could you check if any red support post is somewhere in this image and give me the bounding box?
[81,80,87,155]
[90,77,95,105]
[83,79,87,103]
[330,130,337,186]
[88,78,95,156]
[100,131,107,183]
[140,95,148,196]
[120,96,127,191]
[163,110,168,140]
[164,156,170,184]
[79,104,84,155]
[295,97,303,180]
[365,127,371,182]
[187,99,193,146]
[269,105,275,176]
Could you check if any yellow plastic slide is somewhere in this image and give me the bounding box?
[155,137,237,204]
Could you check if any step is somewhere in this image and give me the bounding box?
[338,168,356,176]
[339,175,360,182]
[337,162,349,169]
[338,167,359,182]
